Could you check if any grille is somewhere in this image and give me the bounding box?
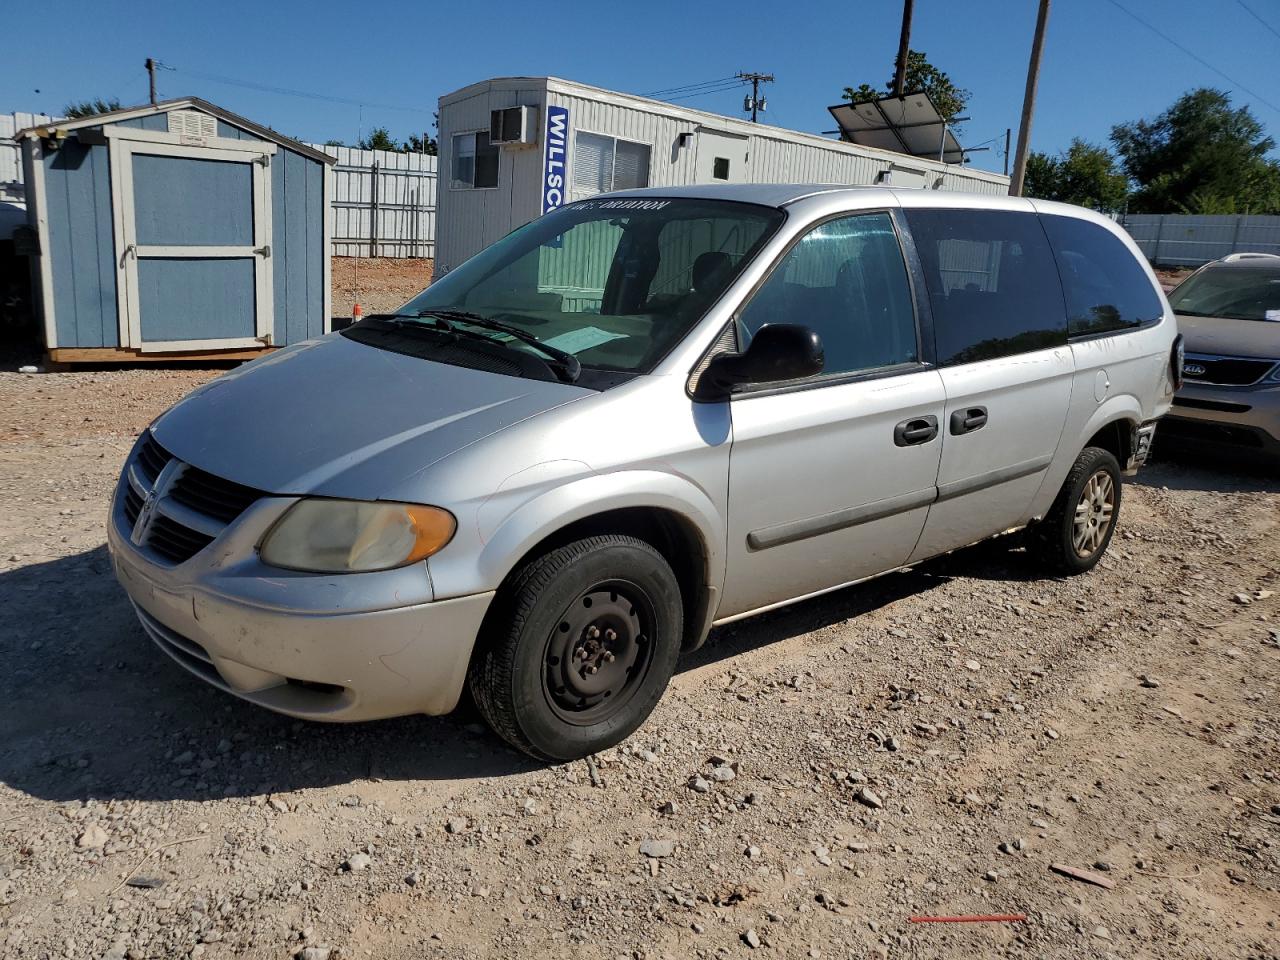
[170,465,264,524]
[1182,355,1277,386]
[122,432,266,565]
[136,431,170,482]
[1172,397,1251,413]
[147,515,217,564]
[123,486,144,526]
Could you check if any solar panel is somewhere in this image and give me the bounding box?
[827,91,965,164]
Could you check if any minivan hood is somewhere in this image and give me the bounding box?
[1176,313,1280,360]
[151,334,591,498]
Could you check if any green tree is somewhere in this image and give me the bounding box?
[63,98,122,119]
[1024,139,1129,212]
[1111,88,1280,214]
[406,133,437,156]
[842,50,970,124]
[358,126,399,152]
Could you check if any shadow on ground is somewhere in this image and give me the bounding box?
[0,471,1173,807]
[1140,447,1280,494]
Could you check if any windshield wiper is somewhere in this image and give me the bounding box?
[413,309,581,383]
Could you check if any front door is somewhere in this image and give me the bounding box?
[719,211,945,618]
[112,136,274,351]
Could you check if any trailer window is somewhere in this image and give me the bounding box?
[573,133,651,197]
[451,132,499,189]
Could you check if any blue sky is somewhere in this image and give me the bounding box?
[5,0,1280,175]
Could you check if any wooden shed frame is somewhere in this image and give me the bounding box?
[18,98,335,362]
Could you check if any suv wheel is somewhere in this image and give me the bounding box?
[468,535,683,761]
[1030,446,1122,575]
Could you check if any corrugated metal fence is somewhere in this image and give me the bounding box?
[309,144,437,258]
[1121,214,1280,266]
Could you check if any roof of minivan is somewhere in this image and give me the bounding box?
[597,182,1057,213]
[596,183,861,207]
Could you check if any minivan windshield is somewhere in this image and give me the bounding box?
[1169,262,1280,321]
[388,198,784,377]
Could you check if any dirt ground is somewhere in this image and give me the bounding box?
[0,365,1278,960]
[331,258,434,320]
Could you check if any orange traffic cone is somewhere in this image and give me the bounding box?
[352,303,363,324]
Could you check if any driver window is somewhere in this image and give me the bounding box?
[738,213,918,376]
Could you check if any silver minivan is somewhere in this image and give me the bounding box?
[108,184,1179,760]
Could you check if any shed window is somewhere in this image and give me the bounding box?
[451,131,499,189]
[573,132,651,197]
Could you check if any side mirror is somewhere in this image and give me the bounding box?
[699,324,824,399]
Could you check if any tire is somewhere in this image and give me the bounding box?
[468,535,683,762]
[1030,446,1122,576]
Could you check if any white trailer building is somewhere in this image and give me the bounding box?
[435,76,1010,274]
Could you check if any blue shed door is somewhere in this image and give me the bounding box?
[114,138,274,351]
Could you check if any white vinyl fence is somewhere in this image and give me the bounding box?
[1121,214,1280,266]
[310,144,437,259]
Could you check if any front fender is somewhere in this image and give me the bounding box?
[427,468,726,606]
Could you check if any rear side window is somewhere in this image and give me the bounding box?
[1040,215,1163,337]
[905,209,1067,365]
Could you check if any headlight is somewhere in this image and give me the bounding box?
[1268,362,1280,382]
[260,499,456,573]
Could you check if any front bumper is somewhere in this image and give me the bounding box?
[1161,380,1280,460]
[107,487,494,722]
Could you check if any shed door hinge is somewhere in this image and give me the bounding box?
[254,244,271,258]
[256,333,274,346]
[253,154,270,167]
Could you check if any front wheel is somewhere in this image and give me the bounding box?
[1029,446,1122,575]
[468,535,683,761]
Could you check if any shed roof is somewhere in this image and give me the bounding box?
[16,97,336,165]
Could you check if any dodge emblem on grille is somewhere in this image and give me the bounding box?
[131,458,183,546]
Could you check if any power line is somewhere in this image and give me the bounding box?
[1104,0,1280,116]
[1236,0,1280,43]
[644,76,741,98]
[659,82,748,103]
[164,64,431,114]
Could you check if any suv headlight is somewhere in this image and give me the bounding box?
[1268,362,1280,382]
[260,499,456,573]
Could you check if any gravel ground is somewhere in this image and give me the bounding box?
[1,366,1278,960]
[331,259,434,320]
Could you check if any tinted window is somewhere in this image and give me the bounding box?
[738,213,918,377]
[1041,215,1163,336]
[905,209,1067,365]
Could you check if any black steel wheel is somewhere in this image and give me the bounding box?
[469,535,682,761]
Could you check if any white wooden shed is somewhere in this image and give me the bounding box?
[435,77,1010,275]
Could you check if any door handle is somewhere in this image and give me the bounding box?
[894,415,939,447]
[949,406,988,435]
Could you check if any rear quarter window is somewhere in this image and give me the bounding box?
[904,209,1067,365]
[1040,214,1163,338]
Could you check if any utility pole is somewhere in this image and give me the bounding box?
[146,58,157,106]
[1004,127,1012,176]
[737,71,774,122]
[1009,0,1051,196]
[892,0,915,97]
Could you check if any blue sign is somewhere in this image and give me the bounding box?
[542,104,569,215]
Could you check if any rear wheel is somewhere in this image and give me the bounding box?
[1030,446,1122,575]
[468,535,682,761]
